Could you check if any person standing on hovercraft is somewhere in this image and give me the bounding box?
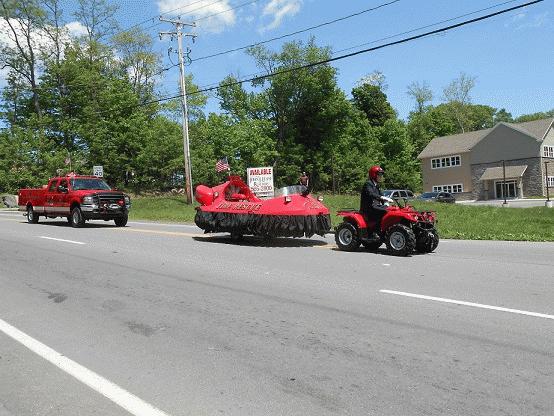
[360,166,393,232]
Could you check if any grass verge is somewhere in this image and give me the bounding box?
[129,195,554,242]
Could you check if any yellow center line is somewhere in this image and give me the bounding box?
[111,227,207,238]
[314,244,336,249]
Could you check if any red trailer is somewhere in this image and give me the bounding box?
[194,176,331,239]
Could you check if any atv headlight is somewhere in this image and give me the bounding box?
[82,196,94,205]
[317,196,324,202]
[124,195,131,205]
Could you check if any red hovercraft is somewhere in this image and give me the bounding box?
[194,176,331,239]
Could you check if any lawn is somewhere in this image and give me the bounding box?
[129,194,554,242]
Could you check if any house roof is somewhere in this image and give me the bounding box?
[418,117,554,159]
[479,165,528,181]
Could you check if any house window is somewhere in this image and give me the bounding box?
[431,155,461,169]
[544,146,554,158]
[547,176,554,187]
[433,184,463,193]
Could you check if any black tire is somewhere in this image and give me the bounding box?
[230,232,244,241]
[27,206,39,224]
[335,222,361,251]
[70,207,85,228]
[416,228,439,253]
[362,241,382,251]
[114,214,128,227]
[385,224,416,256]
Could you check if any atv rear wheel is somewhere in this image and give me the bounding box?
[385,224,416,256]
[335,222,360,251]
[416,229,439,253]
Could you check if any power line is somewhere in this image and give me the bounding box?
[185,0,544,96]
[125,0,259,35]
[112,0,211,36]
[59,0,546,117]
[112,0,232,37]
[195,0,259,22]
[192,0,401,62]
[63,0,524,91]
[334,0,521,55]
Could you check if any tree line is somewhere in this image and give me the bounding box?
[1,0,552,195]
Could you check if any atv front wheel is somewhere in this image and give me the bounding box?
[385,224,416,256]
[335,222,361,251]
[416,229,439,253]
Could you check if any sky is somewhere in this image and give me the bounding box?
[2,0,553,120]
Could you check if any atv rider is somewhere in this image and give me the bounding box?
[360,166,394,232]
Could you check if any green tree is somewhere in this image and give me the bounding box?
[351,79,396,127]
[515,109,554,122]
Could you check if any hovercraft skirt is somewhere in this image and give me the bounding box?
[195,211,331,238]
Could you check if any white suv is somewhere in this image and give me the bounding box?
[382,189,415,199]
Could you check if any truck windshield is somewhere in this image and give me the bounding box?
[71,178,111,190]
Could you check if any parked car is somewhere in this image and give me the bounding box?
[417,191,456,203]
[382,189,415,200]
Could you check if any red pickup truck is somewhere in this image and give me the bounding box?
[19,174,131,227]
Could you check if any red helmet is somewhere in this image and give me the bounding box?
[368,165,384,180]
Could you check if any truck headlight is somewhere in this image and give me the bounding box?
[82,196,94,205]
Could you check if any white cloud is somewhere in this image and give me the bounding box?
[0,18,87,85]
[505,10,550,30]
[65,21,88,38]
[261,0,302,31]
[157,0,236,33]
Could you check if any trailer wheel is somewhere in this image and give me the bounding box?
[385,224,416,256]
[335,222,360,251]
[27,206,39,224]
[70,207,85,228]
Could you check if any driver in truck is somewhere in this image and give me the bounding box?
[360,165,394,232]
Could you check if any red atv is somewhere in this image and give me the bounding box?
[335,198,439,256]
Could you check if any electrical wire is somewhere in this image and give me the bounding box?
[192,0,401,62]
[98,0,542,115]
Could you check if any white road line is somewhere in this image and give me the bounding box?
[0,318,171,416]
[40,236,85,245]
[380,289,554,320]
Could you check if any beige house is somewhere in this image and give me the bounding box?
[418,118,554,200]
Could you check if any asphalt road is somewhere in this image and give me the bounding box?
[0,211,552,416]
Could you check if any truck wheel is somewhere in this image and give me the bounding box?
[385,224,416,256]
[27,206,39,224]
[114,214,128,227]
[335,222,360,251]
[416,229,439,253]
[70,207,85,228]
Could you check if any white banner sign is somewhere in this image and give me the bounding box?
[93,165,103,177]
[247,167,274,198]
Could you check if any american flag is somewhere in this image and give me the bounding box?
[216,157,230,172]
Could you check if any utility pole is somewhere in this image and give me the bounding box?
[159,17,196,204]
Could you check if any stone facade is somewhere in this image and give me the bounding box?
[471,157,543,200]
